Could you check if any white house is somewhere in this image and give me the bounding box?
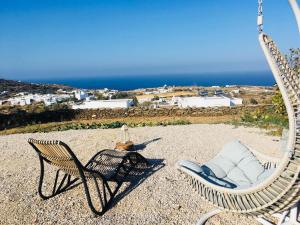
[137,97,153,104]
[0,91,8,95]
[44,97,57,106]
[214,90,224,96]
[7,97,30,106]
[231,89,240,94]
[199,90,209,96]
[72,99,133,109]
[144,85,171,95]
[176,96,243,108]
[97,89,118,99]
[230,98,243,105]
[157,85,169,94]
[74,90,88,101]
[5,93,72,106]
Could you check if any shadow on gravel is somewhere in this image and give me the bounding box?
[134,138,162,151]
[110,158,165,209]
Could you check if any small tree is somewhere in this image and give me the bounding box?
[272,87,287,115]
[140,101,152,107]
[287,48,300,75]
[111,92,129,99]
[249,98,258,105]
[152,95,159,101]
[132,96,139,106]
[95,93,107,100]
[270,48,300,115]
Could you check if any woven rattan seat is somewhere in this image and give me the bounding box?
[28,138,148,216]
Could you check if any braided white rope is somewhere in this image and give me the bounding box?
[258,0,263,33]
[289,0,300,34]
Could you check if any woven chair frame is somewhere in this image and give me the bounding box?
[177,33,300,220]
[28,138,148,216]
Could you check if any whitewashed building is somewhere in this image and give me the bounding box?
[5,93,71,106]
[97,89,118,99]
[230,98,243,105]
[7,96,33,106]
[137,97,153,104]
[0,91,8,95]
[72,99,133,109]
[144,85,172,95]
[231,89,240,94]
[176,96,243,108]
[43,97,57,106]
[214,90,224,96]
[74,90,88,101]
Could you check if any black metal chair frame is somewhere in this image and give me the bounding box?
[28,139,149,216]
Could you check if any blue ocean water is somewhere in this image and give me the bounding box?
[28,72,275,90]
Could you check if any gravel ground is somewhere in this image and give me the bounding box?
[0,124,281,225]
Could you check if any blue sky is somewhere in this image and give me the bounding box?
[0,0,299,80]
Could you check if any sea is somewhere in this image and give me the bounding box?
[27,71,275,91]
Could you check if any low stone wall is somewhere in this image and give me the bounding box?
[72,105,271,119]
[0,105,271,130]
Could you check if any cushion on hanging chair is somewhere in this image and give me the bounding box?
[205,140,265,186]
[177,140,273,189]
[177,160,237,188]
[177,160,203,173]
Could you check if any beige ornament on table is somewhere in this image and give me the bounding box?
[115,125,135,151]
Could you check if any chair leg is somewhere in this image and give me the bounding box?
[37,158,79,200]
[280,205,300,225]
[196,209,222,225]
[81,152,149,216]
[257,204,300,225]
[82,175,120,216]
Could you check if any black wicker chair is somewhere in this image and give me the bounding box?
[28,138,148,216]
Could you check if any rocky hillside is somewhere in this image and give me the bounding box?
[0,79,73,99]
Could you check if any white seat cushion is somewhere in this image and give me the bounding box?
[177,160,203,173]
[177,160,237,188]
[205,140,265,187]
[177,140,274,189]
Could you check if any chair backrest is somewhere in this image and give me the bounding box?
[259,34,298,153]
[28,138,83,176]
[257,33,300,212]
[263,34,300,97]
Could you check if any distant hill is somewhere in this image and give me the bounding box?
[0,79,74,99]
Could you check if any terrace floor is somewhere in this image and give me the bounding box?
[0,124,281,225]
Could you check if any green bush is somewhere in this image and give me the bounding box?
[240,106,288,133]
[152,95,160,101]
[249,98,258,105]
[271,88,287,115]
[111,92,130,99]
[23,119,191,133]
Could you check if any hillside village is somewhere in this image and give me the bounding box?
[0,79,275,113]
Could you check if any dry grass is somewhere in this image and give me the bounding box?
[0,115,239,135]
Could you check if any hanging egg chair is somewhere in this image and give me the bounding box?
[176,1,300,224]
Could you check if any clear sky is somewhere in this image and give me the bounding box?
[0,0,299,80]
